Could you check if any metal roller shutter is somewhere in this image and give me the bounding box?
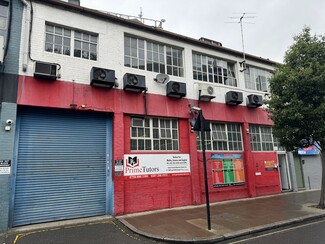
[13,108,110,226]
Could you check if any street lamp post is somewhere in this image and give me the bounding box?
[191,107,211,230]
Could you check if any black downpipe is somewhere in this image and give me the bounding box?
[143,88,148,115]
[28,0,36,62]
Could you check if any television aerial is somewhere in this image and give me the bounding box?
[226,12,256,72]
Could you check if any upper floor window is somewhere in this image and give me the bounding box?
[192,52,237,87]
[249,125,274,151]
[196,122,243,151]
[124,36,184,77]
[130,117,179,151]
[0,1,9,43]
[45,23,97,61]
[244,66,273,92]
[45,24,71,55]
[74,31,98,60]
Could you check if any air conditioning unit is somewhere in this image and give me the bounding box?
[90,67,115,88]
[247,94,263,108]
[123,73,146,92]
[198,83,216,102]
[34,61,57,80]
[166,81,186,98]
[226,91,243,105]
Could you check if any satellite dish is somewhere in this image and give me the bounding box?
[155,73,170,84]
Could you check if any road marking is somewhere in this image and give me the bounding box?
[229,219,325,244]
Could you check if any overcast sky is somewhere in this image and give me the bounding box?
[80,0,325,63]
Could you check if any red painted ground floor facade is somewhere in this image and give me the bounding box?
[13,76,280,223]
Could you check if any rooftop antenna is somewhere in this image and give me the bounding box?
[226,12,256,72]
[139,7,143,23]
[106,8,166,28]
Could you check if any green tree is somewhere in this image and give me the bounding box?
[268,27,325,208]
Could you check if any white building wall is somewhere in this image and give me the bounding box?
[19,2,274,105]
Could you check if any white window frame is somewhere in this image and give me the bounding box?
[73,31,98,60]
[124,35,184,77]
[45,23,71,56]
[244,66,273,92]
[249,125,274,151]
[196,122,243,151]
[130,117,179,151]
[45,23,98,61]
[192,52,237,87]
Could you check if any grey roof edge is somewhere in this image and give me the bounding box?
[34,0,280,66]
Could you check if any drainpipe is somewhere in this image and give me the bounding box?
[21,0,30,72]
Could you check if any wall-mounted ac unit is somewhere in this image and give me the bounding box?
[90,67,115,88]
[198,83,216,102]
[0,36,4,63]
[166,81,186,98]
[123,73,146,92]
[247,94,263,108]
[226,91,243,105]
[34,61,57,80]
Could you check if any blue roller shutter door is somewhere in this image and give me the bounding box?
[13,108,110,226]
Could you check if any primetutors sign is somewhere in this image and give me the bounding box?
[123,154,190,179]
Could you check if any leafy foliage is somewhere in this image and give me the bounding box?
[268,27,325,150]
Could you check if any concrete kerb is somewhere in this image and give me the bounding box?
[223,213,325,240]
[118,218,224,244]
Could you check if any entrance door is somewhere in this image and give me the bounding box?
[293,153,305,190]
[12,108,112,226]
[278,154,291,191]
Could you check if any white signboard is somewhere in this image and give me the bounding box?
[124,154,190,179]
[0,160,11,175]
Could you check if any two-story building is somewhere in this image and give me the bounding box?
[0,0,296,231]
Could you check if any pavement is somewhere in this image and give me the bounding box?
[118,190,325,243]
[1,190,325,243]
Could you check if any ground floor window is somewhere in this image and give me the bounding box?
[130,117,179,151]
[196,122,243,151]
[249,125,274,151]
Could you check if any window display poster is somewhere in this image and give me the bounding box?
[211,154,245,187]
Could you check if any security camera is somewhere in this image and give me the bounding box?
[6,119,13,125]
